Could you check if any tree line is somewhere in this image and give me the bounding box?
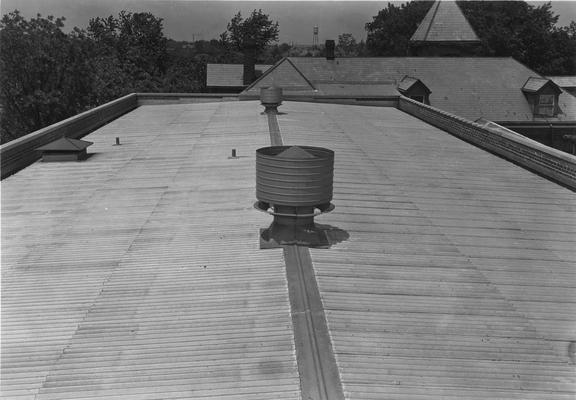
[1,2,575,144]
[364,1,576,76]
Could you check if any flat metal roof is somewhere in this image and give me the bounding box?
[2,101,575,399]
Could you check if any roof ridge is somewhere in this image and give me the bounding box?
[423,1,441,41]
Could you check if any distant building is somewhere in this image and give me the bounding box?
[242,57,576,122]
[241,0,576,154]
[409,1,481,56]
[206,64,272,93]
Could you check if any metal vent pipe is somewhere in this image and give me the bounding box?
[260,87,283,114]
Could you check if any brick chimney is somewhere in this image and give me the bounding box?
[325,40,335,61]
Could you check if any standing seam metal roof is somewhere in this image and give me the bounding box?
[1,101,575,399]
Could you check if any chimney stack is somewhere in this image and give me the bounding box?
[325,40,335,60]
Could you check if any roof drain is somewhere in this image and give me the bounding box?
[260,86,283,115]
[255,145,335,248]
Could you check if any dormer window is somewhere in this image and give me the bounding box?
[537,94,555,117]
[522,77,561,118]
[398,76,431,105]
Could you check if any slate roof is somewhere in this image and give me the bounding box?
[548,76,576,88]
[206,64,272,87]
[313,83,399,97]
[2,100,575,400]
[243,57,576,122]
[411,1,479,42]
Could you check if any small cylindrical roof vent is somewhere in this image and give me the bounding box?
[260,87,283,114]
[255,145,335,247]
[325,40,335,60]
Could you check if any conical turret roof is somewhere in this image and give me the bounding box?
[411,1,479,43]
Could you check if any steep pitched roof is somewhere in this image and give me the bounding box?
[243,57,576,122]
[411,1,479,42]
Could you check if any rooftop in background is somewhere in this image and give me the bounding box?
[242,57,576,123]
[548,76,576,97]
[2,100,575,399]
[411,1,479,43]
[548,76,576,88]
[206,64,273,89]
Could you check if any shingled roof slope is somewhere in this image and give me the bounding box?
[206,64,272,87]
[411,1,479,42]
[244,57,576,122]
[548,76,576,88]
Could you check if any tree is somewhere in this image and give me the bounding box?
[365,1,433,56]
[337,33,359,57]
[259,42,292,64]
[0,11,94,143]
[221,9,279,84]
[87,11,168,100]
[458,1,576,75]
[365,1,575,75]
[163,52,206,93]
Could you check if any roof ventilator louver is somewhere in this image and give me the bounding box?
[260,87,283,114]
[255,145,335,248]
[36,137,93,162]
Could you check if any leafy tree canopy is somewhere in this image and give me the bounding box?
[221,9,279,83]
[222,9,279,54]
[458,1,576,75]
[0,11,94,143]
[365,1,576,75]
[337,33,360,57]
[87,11,168,99]
[365,1,433,56]
[0,10,191,144]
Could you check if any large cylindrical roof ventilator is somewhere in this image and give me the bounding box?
[260,87,283,114]
[255,145,335,247]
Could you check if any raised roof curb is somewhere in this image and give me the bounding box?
[136,93,239,105]
[0,94,138,179]
[399,96,576,190]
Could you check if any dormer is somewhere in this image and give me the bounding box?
[398,76,431,104]
[522,77,562,118]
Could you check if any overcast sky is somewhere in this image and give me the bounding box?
[2,0,575,44]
